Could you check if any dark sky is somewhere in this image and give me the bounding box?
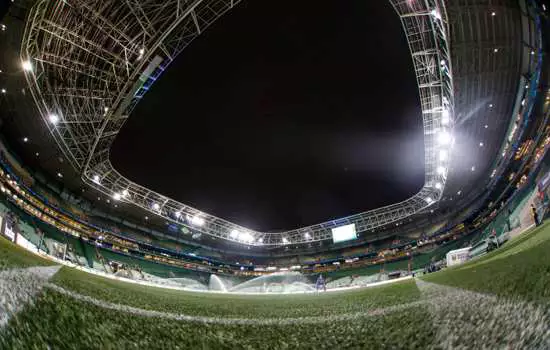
[111,0,424,231]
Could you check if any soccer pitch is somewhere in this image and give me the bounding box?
[1,224,550,349]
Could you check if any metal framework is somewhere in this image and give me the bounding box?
[21,0,454,246]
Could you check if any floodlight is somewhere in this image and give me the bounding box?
[230,229,239,239]
[152,203,160,211]
[304,232,311,239]
[113,193,121,201]
[258,237,264,243]
[437,166,446,175]
[1,88,6,94]
[122,189,129,197]
[48,114,59,124]
[22,60,33,72]
[93,174,100,184]
[239,232,253,243]
[175,211,181,219]
[191,215,204,226]
[282,237,289,244]
[23,137,28,142]
[439,150,448,161]
[425,197,433,204]
[430,9,441,20]
[438,131,451,145]
[441,109,450,125]
[435,182,442,189]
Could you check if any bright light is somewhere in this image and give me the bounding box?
[258,237,264,243]
[122,189,129,197]
[238,232,253,243]
[438,131,451,145]
[230,229,240,239]
[491,11,496,16]
[471,166,476,172]
[23,137,28,142]
[437,166,446,175]
[57,172,63,178]
[435,182,442,189]
[113,193,121,201]
[485,124,489,129]
[191,216,204,226]
[493,48,498,53]
[152,203,160,211]
[430,9,441,20]
[426,197,433,204]
[22,60,33,72]
[139,48,145,55]
[479,142,484,147]
[441,108,450,125]
[49,114,59,124]
[282,237,289,244]
[175,211,181,219]
[1,88,6,94]
[439,150,448,162]
[304,232,311,239]
[457,190,462,195]
[93,174,100,184]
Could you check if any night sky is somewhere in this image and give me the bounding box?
[111,0,424,231]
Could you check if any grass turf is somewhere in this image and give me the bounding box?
[52,267,421,318]
[422,222,550,305]
[0,235,55,270]
[0,289,434,350]
[3,222,550,348]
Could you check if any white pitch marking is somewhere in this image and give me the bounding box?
[0,265,61,328]
[46,283,430,326]
[416,279,550,349]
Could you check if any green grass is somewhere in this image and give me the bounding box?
[53,266,421,318]
[3,220,550,348]
[0,289,434,350]
[422,222,550,304]
[0,235,55,270]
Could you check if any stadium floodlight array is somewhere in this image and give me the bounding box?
[21,0,454,246]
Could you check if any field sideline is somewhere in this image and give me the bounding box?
[1,223,550,349]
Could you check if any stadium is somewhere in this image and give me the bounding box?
[0,0,550,348]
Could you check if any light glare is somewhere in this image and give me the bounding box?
[22,60,33,72]
[49,114,59,124]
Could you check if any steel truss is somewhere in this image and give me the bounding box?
[21,0,454,246]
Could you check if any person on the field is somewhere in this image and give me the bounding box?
[316,274,326,292]
[531,204,540,227]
